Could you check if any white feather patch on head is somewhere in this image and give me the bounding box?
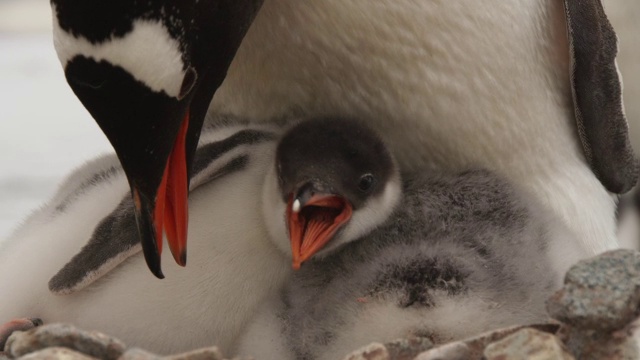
[52,11,186,98]
[323,169,403,254]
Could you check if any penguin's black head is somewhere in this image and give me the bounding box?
[276,118,400,269]
[50,0,264,278]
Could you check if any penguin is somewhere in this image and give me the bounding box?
[49,0,637,277]
[235,118,590,360]
[49,0,265,277]
[0,116,292,354]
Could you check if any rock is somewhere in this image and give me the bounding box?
[414,342,470,360]
[342,324,560,360]
[546,250,640,332]
[343,337,433,360]
[0,318,43,351]
[558,326,639,360]
[118,348,163,360]
[385,337,434,360]
[120,347,229,360]
[4,323,125,360]
[15,347,97,360]
[344,342,391,360]
[165,347,226,360]
[483,328,574,360]
[545,250,640,359]
[445,323,560,359]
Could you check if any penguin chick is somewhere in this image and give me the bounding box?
[236,118,590,360]
[0,118,291,355]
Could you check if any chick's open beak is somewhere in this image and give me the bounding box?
[286,189,353,270]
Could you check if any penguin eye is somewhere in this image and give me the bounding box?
[178,67,198,100]
[358,174,375,192]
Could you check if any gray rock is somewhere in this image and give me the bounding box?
[16,347,97,360]
[119,348,163,360]
[164,347,225,360]
[414,342,470,360]
[343,342,390,360]
[385,338,434,360]
[546,249,640,332]
[0,318,42,351]
[342,337,433,360]
[558,326,639,360]
[343,325,562,360]
[483,328,574,360]
[4,323,125,360]
[438,323,560,359]
[120,346,240,360]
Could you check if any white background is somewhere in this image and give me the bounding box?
[0,0,112,239]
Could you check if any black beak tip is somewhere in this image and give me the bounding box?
[134,206,165,279]
[142,243,165,279]
[179,251,187,267]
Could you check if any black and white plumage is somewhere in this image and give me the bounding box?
[236,119,590,360]
[50,0,636,279]
[51,0,264,276]
[0,118,293,354]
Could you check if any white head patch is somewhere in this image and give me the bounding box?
[314,170,403,258]
[52,12,186,98]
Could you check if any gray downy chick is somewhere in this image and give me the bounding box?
[236,117,589,360]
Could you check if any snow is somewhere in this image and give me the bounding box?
[0,0,112,240]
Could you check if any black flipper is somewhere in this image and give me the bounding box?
[49,195,139,295]
[49,126,276,294]
[563,0,638,193]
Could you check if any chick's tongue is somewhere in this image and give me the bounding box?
[299,205,344,253]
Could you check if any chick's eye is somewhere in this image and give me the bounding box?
[358,174,375,192]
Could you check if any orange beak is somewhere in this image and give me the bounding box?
[152,111,190,267]
[287,193,353,270]
[132,111,190,278]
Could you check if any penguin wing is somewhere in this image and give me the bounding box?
[564,0,638,193]
[48,126,277,295]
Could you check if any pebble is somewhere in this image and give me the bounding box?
[16,347,96,360]
[4,323,125,360]
[546,249,640,332]
[483,328,574,360]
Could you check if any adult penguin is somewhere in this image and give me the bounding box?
[50,0,637,276]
